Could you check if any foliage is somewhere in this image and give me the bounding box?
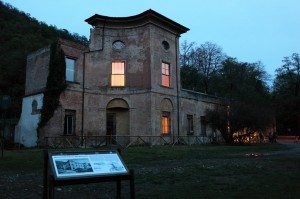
[273,53,300,134]
[38,41,67,128]
[205,104,230,142]
[180,41,226,93]
[180,41,272,143]
[205,58,272,143]
[211,58,270,100]
[180,65,202,91]
[180,42,273,142]
[0,1,88,119]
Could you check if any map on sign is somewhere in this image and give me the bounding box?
[49,151,128,179]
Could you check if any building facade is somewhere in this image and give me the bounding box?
[15,10,224,147]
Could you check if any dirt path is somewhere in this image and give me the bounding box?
[265,140,300,156]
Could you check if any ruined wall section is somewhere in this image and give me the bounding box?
[59,39,87,89]
[39,90,83,138]
[25,47,50,96]
[39,39,86,139]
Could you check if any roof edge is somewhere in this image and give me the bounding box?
[85,9,189,34]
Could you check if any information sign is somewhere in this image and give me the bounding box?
[48,150,129,180]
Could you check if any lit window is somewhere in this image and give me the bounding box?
[187,115,194,135]
[66,58,75,82]
[162,112,170,135]
[64,110,76,135]
[111,61,125,86]
[162,62,170,87]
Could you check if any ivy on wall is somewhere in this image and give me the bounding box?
[38,41,67,128]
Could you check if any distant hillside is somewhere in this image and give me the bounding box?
[0,1,88,119]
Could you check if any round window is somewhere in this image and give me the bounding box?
[162,41,170,50]
[112,40,125,50]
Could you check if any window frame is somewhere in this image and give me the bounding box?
[64,110,76,135]
[187,114,194,135]
[200,116,206,136]
[112,40,125,50]
[111,61,125,87]
[65,57,76,82]
[31,99,40,115]
[161,62,170,87]
[161,41,170,51]
[162,111,171,136]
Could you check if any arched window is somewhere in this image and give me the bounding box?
[107,99,129,109]
[162,112,170,135]
[161,98,173,136]
[31,100,39,114]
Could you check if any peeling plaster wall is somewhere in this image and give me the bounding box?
[14,94,43,147]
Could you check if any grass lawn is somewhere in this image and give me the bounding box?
[0,144,299,199]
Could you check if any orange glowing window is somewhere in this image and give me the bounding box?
[111,61,125,86]
[161,62,170,87]
[162,112,170,135]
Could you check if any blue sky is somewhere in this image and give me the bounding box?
[2,0,300,79]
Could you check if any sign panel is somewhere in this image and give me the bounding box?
[48,150,129,180]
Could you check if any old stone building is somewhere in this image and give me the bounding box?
[15,10,223,147]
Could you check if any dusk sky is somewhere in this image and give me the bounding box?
[2,0,300,79]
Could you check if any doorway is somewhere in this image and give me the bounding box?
[106,113,116,144]
[106,98,130,146]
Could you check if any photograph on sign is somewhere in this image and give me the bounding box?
[49,151,128,179]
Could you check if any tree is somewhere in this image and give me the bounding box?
[180,41,225,93]
[0,2,88,119]
[180,65,202,91]
[212,58,270,102]
[273,53,300,135]
[206,58,272,143]
[274,53,300,97]
[180,40,195,68]
[205,104,230,143]
[180,41,201,91]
